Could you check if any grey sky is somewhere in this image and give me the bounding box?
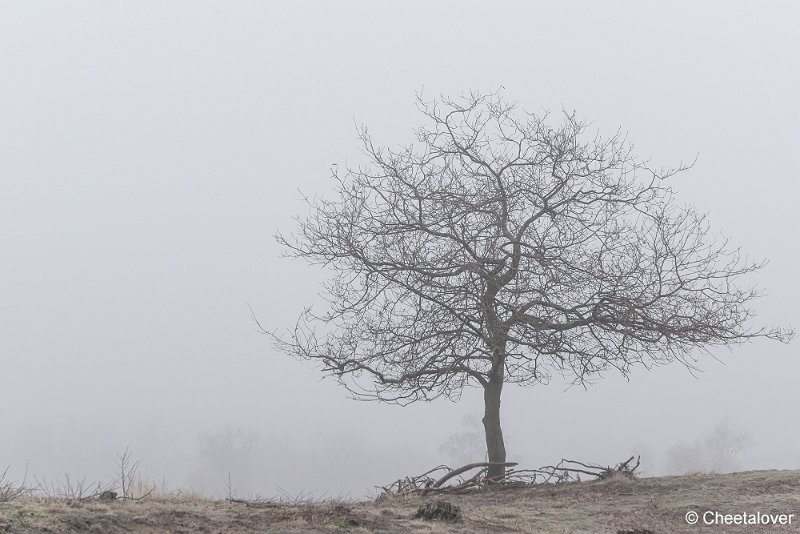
[1,1,797,497]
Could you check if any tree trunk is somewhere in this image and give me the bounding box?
[482,377,507,480]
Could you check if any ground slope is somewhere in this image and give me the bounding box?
[1,470,799,533]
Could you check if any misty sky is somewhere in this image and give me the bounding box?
[1,1,798,498]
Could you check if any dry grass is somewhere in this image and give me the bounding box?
[0,469,799,533]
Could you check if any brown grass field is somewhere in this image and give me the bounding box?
[1,470,799,533]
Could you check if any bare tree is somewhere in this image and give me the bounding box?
[270,91,791,479]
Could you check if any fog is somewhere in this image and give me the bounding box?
[1,1,797,499]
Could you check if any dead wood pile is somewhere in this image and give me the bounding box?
[377,456,641,498]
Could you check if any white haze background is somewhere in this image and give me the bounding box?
[1,1,798,498]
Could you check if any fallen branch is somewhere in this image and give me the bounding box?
[428,462,517,492]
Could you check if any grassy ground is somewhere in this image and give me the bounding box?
[1,470,799,533]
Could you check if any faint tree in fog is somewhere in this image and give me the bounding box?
[703,419,754,473]
[195,427,261,496]
[666,419,754,474]
[439,416,487,466]
[270,91,792,479]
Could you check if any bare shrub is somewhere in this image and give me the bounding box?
[116,447,156,501]
[0,465,33,502]
[34,473,115,501]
